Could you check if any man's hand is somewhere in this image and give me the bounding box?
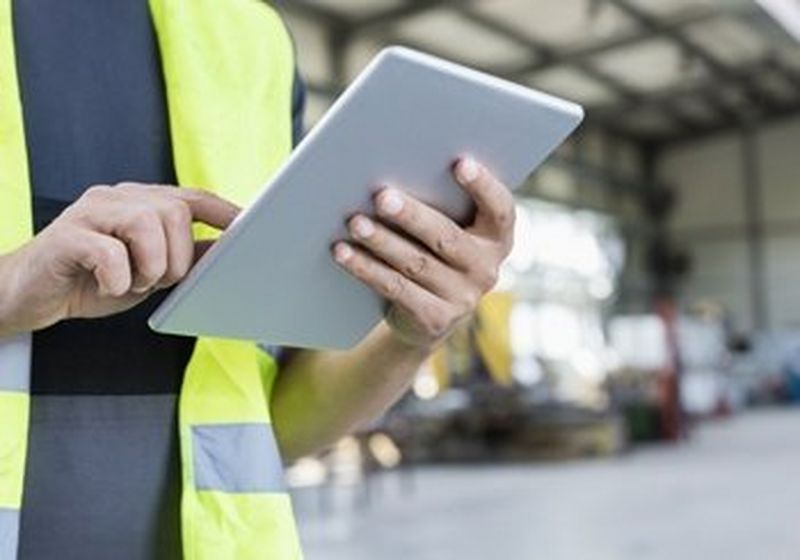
[0,182,239,336]
[275,157,515,459]
[333,157,515,350]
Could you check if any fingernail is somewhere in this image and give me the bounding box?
[351,216,375,239]
[457,157,480,183]
[378,189,404,216]
[334,242,354,264]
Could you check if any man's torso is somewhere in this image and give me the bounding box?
[11,1,304,557]
[14,0,189,557]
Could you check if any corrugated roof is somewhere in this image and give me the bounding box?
[278,0,800,145]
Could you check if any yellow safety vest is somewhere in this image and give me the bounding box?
[0,1,303,558]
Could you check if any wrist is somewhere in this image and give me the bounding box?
[379,320,440,358]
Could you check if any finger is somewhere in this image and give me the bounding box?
[145,195,195,286]
[453,157,515,243]
[69,229,132,297]
[78,183,240,233]
[374,188,475,270]
[193,239,215,262]
[333,241,448,319]
[71,184,226,289]
[113,205,169,293]
[348,214,473,303]
[98,184,229,283]
[170,187,241,231]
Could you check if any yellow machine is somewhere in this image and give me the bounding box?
[431,291,515,389]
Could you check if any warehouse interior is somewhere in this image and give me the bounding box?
[275,1,800,558]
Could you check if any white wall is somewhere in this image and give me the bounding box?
[659,115,800,333]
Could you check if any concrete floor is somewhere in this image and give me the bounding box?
[294,408,800,560]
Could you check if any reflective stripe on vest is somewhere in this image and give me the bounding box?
[0,1,33,556]
[0,0,302,558]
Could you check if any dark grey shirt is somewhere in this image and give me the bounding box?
[12,1,303,558]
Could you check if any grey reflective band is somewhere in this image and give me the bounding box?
[0,508,20,559]
[192,423,286,493]
[0,333,31,393]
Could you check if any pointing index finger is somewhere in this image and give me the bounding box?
[170,187,241,231]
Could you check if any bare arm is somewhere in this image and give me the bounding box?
[272,158,515,461]
[271,322,428,460]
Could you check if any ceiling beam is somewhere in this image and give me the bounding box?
[274,0,349,28]
[353,0,474,34]
[654,102,800,147]
[456,7,629,96]
[455,7,706,133]
[280,0,474,33]
[305,79,340,99]
[505,8,728,78]
[765,56,800,98]
[287,0,795,147]
[586,56,800,142]
[498,5,752,128]
[607,0,782,115]
[592,59,784,117]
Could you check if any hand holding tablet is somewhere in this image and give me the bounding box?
[149,47,584,349]
[332,156,515,350]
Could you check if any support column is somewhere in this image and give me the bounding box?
[741,126,768,332]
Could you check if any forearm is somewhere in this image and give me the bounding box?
[272,158,514,462]
[271,321,431,461]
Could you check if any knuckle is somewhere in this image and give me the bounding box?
[83,184,112,201]
[402,253,430,279]
[95,240,123,268]
[383,274,407,300]
[435,226,461,256]
[476,267,499,292]
[177,259,192,278]
[395,201,414,224]
[365,226,385,249]
[114,181,142,193]
[178,187,208,204]
[164,255,191,283]
[138,257,164,279]
[495,204,516,229]
[385,305,404,331]
[421,306,451,338]
[127,208,161,234]
[457,287,482,312]
[162,266,187,285]
[126,217,164,271]
[139,268,164,286]
[165,201,192,228]
[350,256,369,279]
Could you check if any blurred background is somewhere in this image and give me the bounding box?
[276,1,800,559]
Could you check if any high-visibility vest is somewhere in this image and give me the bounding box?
[0,1,303,558]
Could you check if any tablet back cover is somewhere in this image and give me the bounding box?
[150,47,583,349]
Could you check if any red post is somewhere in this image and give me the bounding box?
[656,299,684,441]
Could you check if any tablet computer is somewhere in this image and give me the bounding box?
[149,46,583,349]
